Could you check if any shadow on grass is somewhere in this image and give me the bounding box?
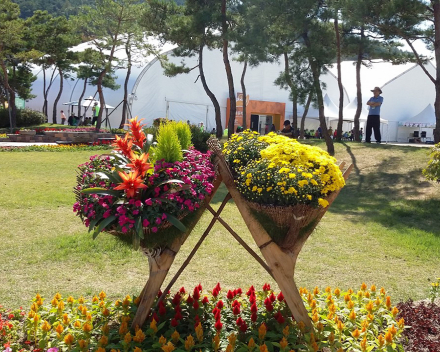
[330,143,440,237]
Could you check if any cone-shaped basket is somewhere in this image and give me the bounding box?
[127,177,221,329]
[208,137,352,329]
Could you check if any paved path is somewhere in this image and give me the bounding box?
[0,142,57,147]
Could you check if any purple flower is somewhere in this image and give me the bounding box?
[47,348,59,352]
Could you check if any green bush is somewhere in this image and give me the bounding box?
[173,121,192,150]
[152,122,183,163]
[190,124,211,153]
[423,143,440,182]
[0,108,46,128]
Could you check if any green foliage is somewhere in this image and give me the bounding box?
[0,108,45,128]
[173,120,192,150]
[423,143,440,182]
[429,278,440,304]
[189,124,211,153]
[152,121,183,163]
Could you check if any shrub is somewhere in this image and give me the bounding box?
[190,124,211,153]
[173,121,192,150]
[423,142,440,182]
[0,108,45,128]
[152,122,183,163]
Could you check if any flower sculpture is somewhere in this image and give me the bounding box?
[73,117,216,249]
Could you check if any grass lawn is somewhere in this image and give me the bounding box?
[0,142,439,309]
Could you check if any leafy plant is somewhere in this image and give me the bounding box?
[151,122,184,163]
[0,108,46,128]
[423,142,440,182]
[190,124,211,153]
[173,121,192,150]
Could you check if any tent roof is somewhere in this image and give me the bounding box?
[323,94,340,118]
[400,104,436,127]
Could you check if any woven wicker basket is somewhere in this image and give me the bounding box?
[245,201,326,251]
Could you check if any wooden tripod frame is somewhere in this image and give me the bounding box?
[131,139,353,330]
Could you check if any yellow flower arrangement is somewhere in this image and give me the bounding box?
[224,132,344,208]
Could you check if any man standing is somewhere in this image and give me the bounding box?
[366,87,383,143]
[92,102,100,126]
[280,120,294,137]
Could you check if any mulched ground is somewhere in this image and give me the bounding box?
[397,300,440,352]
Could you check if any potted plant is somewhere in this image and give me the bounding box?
[73,117,217,327]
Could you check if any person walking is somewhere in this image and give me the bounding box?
[366,87,383,143]
[92,102,100,126]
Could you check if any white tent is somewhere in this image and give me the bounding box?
[397,104,435,142]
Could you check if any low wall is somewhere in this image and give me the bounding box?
[7,131,115,143]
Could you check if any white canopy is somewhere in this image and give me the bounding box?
[323,94,340,118]
[63,96,115,109]
[399,104,436,128]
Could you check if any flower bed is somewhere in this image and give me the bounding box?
[0,284,405,352]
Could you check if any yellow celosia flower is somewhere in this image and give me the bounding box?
[328,331,335,344]
[334,287,341,297]
[41,320,51,332]
[124,332,132,344]
[64,333,74,346]
[259,344,269,352]
[228,333,237,348]
[83,322,92,333]
[93,295,99,303]
[78,296,85,304]
[258,323,267,340]
[298,321,305,332]
[195,322,203,343]
[349,310,356,320]
[248,337,256,349]
[171,330,180,343]
[78,339,88,350]
[365,301,374,312]
[119,321,128,336]
[347,300,355,309]
[389,324,397,336]
[133,347,142,352]
[378,334,385,347]
[67,296,74,304]
[213,333,220,352]
[159,335,167,346]
[385,331,393,345]
[185,335,195,351]
[279,337,288,349]
[313,287,319,296]
[99,335,108,346]
[55,323,64,334]
[370,284,376,292]
[134,328,146,343]
[150,318,158,334]
[57,301,65,311]
[337,320,344,331]
[312,313,319,323]
[282,325,289,337]
[351,328,360,339]
[380,287,386,295]
[391,306,399,317]
[99,291,106,300]
[397,318,405,329]
[360,336,368,351]
[54,292,62,300]
[62,313,70,325]
[360,282,367,291]
[51,298,59,307]
[225,345,233,352]
[385,296,392,309]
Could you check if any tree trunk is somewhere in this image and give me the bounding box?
[199,44,222,138]
[300,93,312,139]
[353,26,365,142]
[78,77,88,119]
[0,62,17,128]
[42,68,47,117]
[241,60,248,130]
[283,51,297,136]
[121,39,132,129]
[95,69,106,131]
[222,0,236,138]
[44,68,57,119]
[434,1,440,143]
[52,67,63,124]
[334,9,344,141]
[303,33,334,155]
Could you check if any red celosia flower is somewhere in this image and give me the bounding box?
[227,290,234,300]
[236,288,242,295]
[269,293,276,303]
[193,288,200,301]
[232,300,240,307]
[233,305,241,315]
[174,311,183,320]
[159,305,166,316]
[202,296,209,304]
[265,302,274,312]
[157,290,163,298]
[214,320,223,331]
[127,152,152,176]
[277,292,285,302]
[246,286,255,296]
[187,295,194,305]
[263,283,271,292]
[251,312,257,322]
[216,300,224,309]
[240,321,248,332]
[193,300,199,310]
[152,312,160,323]
[126,117,146,148]
[171,318,178,327]
[236,317,243,326]
[172,293,181,306]
[249,293,256,304]
[179,287,186,294]
[114,170,147,198]
[275,312,285,324]
[112,133,133,158]
[251,302,258,313]
[212,289,219,297]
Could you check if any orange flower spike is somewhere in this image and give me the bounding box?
[389,324,397,336]
[378,334,385,347]
[397,318,405,329]
[313,286,319,296]
[127,152,152,176]
[351,328,360,339]
[112,133,133,158]
[114,170,147,198]
[360,336,368,351]
[127,117,146,148]
[385,331,393,345]
[258,323,267,340]
[370,284,377,292]
[360,282,367,291]
[391,306,399,317]
[349,310,356,321]
[334,288,341,297]
[385,296,392,309]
